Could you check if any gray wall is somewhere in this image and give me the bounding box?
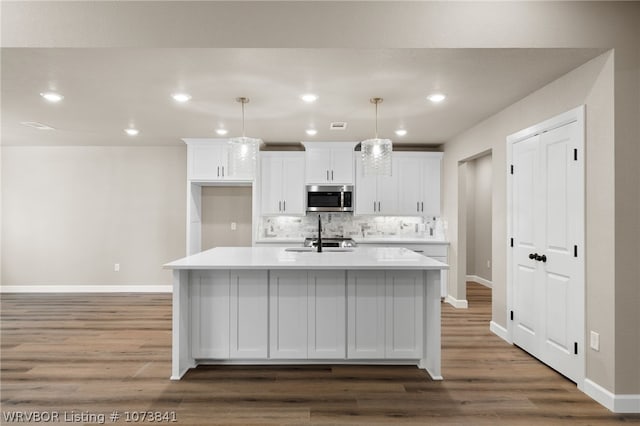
[1,146,186,286]
[201,186,252,250]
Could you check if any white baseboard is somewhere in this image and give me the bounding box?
[466,275,492,288]
[490,320,511,344]
[444,295,468,309]
[0,285,172,293]
[583,379,640,413]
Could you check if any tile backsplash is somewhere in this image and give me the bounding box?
[258,213,444,240]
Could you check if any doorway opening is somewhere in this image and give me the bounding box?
[457,150,493,308]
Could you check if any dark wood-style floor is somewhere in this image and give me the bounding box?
[1,283,638,425]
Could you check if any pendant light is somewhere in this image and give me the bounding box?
[228,97,261,177]
[361,97,393,176]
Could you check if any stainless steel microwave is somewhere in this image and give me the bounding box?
[306,185,354,212]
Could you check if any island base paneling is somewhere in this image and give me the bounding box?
[173,268,442,381]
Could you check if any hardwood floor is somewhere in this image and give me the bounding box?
[1,283,638,425]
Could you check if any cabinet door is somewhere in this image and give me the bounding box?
[376,170,399,215]
[330,148,354,184]
[354,157,377,215]
[188,144,225,180]
[269,270,308,359]
[305,148,332,184]
[308,270,346,359]
[260,155,283,215]
[385,271,423,358]
[396,156,424,215]
[422,156,442,217]
[190,270,230,359]
[281,156,305,215]
[347,271,386,359]
[230,270,268,358]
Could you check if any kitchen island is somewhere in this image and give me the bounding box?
[164,246,448,381]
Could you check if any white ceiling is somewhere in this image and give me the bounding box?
[1,48,604,147]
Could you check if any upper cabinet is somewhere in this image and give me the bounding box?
[260,152,305,216]
[355,151,442,217]
[302,142,358,185]
[184,138,256,182]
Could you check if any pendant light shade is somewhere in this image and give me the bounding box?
[361,98,392,176]
[228,97,261,177]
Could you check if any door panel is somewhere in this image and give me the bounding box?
[308,270,346,359]
[347,271,385,359]
[269,270,308,359]
[230,270,268,358]
[385,271,423,358]
[191,270,230,359]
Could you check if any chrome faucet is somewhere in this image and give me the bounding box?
[317,214,322,253]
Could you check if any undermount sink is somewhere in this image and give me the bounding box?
[284,247,354,253]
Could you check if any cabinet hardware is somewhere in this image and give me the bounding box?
[378,201,381,211]
[510,310,514,321]
[510,238,514,247]
[373,201,376,212]
[574,149,578,161]
[217,166,220,177]
[535,254,547,263]
[222,166,224,177]
[331,170,334,180]
[529,253,537,260]
[421,202,424,212]
[574,342,578,355]
[279,201,282,212]
[283,200,286,211]
[417,202,420,212]
[510,164,514,175]
[326,170,329,181]
[574,245,578,257]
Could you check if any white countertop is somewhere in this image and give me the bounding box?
[165,247,449,271]
[255,238,449,245]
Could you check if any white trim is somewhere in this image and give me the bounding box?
[466,275,492,288]
[583,379,640,413]
[490,320,511,344]
[444,295,468,309]
[0,285,172,293]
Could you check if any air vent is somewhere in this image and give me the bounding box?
[329,122,347,130]
[20,121,55,130]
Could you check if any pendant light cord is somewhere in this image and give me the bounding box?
[375,101,378,139]
[241,101,245,138]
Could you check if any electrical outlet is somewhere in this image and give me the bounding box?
[487,260,491,268]
[114,263,120,272]
[590,331,600,351]
[231,222,237,231]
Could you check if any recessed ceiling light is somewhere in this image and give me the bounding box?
[124,128,139,136]
[427,93,446,103]
[40,92,64,102]
[215,128,228,136]
[305,129,318,136]
[301,94,318,103]
[395,129,407,136]
[21,121,55,130]
[172,93,192,103]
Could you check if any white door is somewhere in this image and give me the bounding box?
[269,270,308,359]
[355,158,377,214]
[307,270,346,359]
[347,271,386,359]
[509,108,584,384]
[422,155,442,217]
[377,169,398,215]
[260,155,283,214]
[396,155,423,215]
[305,148,332,184]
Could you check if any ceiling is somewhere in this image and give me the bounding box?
[1,48,604,147]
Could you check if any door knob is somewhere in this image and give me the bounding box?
[529,253,537,260]
[536,254,547,262]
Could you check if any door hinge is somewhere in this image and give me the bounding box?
[574,342,578,355]
[510,164,514,175]
[574,148,578,161]
[574,245,578,258]
[510,238,514,247]
[510,311,514,321]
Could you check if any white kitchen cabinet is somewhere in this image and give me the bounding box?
[269,270,309,359]
[190,270,230,359]
[260,152,305,215]
[307,270,346,359]
[392,152,443,217]
[229,270,269,358]
[347,270,424,359]
[302,142,358,185]
[354,155,398,215]
[184,138,255,182]
[347,271,386,359]
[385,271,423,358]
